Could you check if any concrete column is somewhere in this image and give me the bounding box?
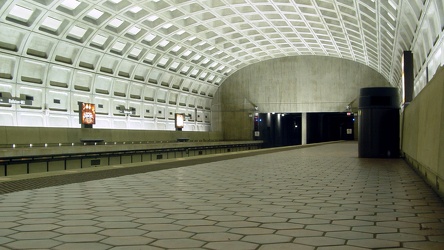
[302,112,307,145]
[403,51,414,103]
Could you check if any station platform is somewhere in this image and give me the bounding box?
[0,141,443,249]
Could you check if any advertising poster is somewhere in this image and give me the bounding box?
[80,103,96,125]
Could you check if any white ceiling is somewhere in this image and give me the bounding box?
[0,0,439,89]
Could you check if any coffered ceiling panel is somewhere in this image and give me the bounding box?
[0,0,441,90]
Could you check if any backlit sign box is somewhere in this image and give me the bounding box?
[79,102,96,125]
[175,113,185,130]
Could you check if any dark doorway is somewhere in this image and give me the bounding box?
[307,112,355,143]
[256,113,302,148]
[281,113,302,146]
[255,112,354,148]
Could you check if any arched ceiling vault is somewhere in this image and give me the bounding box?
[0,0,440,101]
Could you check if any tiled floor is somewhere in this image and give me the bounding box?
[1,141,444,249]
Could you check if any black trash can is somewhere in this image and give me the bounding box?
[358,87,400,158]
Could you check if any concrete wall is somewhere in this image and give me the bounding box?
[402,66,444,197]
[0,126,223,146]
[213,56,390,140]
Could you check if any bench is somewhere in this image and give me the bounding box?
[80,139,104,145]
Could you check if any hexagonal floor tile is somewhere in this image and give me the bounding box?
[325,231,373,240]
[258,243,315,250]
[305,224,350,232]
[151,238,205,248]
[55,234,106,243]
[242,234,292,244]
[55,226,102,234]
[276,229,324,237]
[145,230,194,239]
[100,236,154,245]
[293,236,346,246]
[5,239,61,249]
[204,241,258,250]
[96,221,141,229]
[9,231,60,240]
[229,227,275,235]
[13,224,60,232]
[376,232,427,242]
[192,232,242,242]
[347,238,400,248]
[98,228,145,237]
[53,242,111,250]
[174,219,216,226]
[139,223,184,231]
[182,225,228,233]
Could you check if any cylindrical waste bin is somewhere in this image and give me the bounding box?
[358,87,400,158]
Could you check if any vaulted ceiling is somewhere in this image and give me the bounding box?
[0,0,441,106]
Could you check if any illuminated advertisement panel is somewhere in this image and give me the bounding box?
[79,103,96,125]
[175,113,185,130]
